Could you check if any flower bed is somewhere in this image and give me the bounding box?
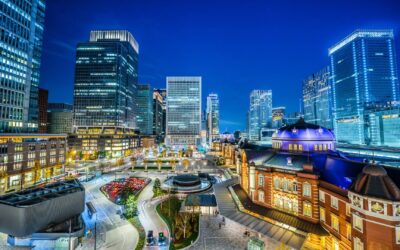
[101,177,148,204]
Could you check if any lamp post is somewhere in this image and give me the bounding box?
[86,202,97,250]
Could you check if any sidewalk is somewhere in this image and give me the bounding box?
[213,179,305,249]
[187,214,279,250]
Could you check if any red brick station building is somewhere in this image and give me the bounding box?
[237,119,400,250]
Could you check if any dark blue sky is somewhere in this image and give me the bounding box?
[40,0,400,131]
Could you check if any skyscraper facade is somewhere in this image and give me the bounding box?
[206,93,220,144]
[73,30,139,128]
[272,106,285,128]
[329,30,399,145]
[0,0,46,133]
[47,103,73,134]
[38,88,48,133]
[302,67,332,129]
[136,84,153,135]
[153,89,166,138]
[166,77,202,146]
[249,90,272,141]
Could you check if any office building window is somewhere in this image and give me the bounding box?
[332,239,339,250]
[303,202,312,217]
[331,197,339,209]
[331,214,339,232]
[258,191,265,202]
[303,182,311,197]
[258,175,264,187]
[320,207,325,222]
[354,237,363,250]
[396,226,400,244]
[353,214,363,232]
[319,190,325,202]
[346,223,352,240]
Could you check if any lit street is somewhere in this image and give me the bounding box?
[78,174,139,250]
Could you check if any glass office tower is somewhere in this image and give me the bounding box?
[166,76,201,147]
[329,30,399,144]
[0,0,46,132]
[302,67,332,129]
[272,106,285,128]
[206,93,220,144]
[249,90,272,141]
[136,84,153,135]
[73,30,139,128]
[153,88,166,138]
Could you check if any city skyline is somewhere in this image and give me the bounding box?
[39,0,400,131]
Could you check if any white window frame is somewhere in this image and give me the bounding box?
[258,190,265,202]
[302,182,311,197]
[258,175,264,187]
[319,190,325,202]
[396,226,400,244]
[353,214,363,233]
[331,196,339,209]
[354,237,364,250]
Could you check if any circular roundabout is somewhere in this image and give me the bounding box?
[162,174,212,193]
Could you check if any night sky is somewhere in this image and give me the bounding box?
[40,0,400,132]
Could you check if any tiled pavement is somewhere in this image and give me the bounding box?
[212,178,305,249]
[187,214,279,250]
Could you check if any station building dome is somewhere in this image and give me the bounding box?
[271,118,335,153]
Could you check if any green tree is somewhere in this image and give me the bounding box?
[124,195,137,218]
[153,178,163,197]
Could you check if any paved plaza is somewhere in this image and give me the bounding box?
[188,214,279,250]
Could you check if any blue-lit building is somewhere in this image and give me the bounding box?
[70,30,141,158]
[136,84,154,135]
[302,67,332,129]
[0,0,46,132]
[329,30,399,145]
[166,76,202,147]
[364,104,400,147]
[249,90,273,141]
[206,93,220,144]
[73,30,139,128]
[272,106,285,128]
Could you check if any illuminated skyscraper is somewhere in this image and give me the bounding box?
[329,30,399,144]
[153,89,166,138]
[73,30,139,128]
[0,0,46,132]
[166,77,202,146]
[136,84,153,135]
[249,90,272,141]
[206,93,220,144]
[272,106,286,128]
[302,67,332,129]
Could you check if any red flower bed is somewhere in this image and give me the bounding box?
[101,177,147,203]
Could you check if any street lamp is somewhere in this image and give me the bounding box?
[86,202,97,250]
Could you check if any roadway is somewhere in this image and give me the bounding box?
[78,174,139,250]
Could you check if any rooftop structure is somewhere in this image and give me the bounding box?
[0,180,85,237]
